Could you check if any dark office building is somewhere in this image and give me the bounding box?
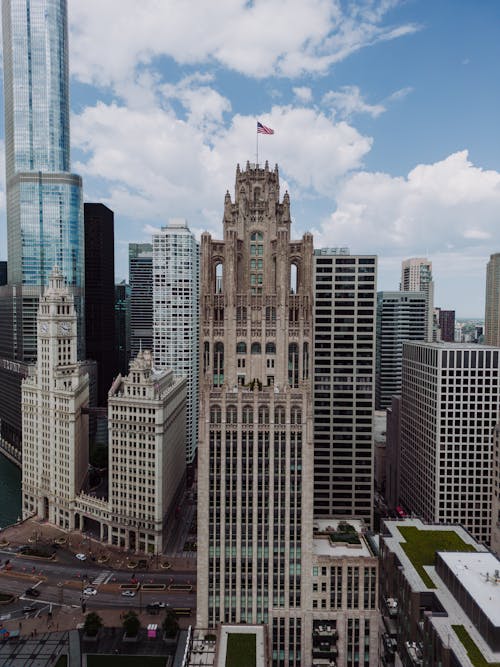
[115,281,130,376]
[0,261,7,286]
[84,203,116,405]
[129,243,153,358]
[438,308,455,342]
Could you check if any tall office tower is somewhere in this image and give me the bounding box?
[313,248,377,527]
[0,261,7,286]
[21,267,89,526]
[129,243,153,359]
[375,291,427,410]
[400,341,500,545]
[437,308,455,342]
[153,220,199,465]
[197,163,314,664]
[400,257,434,341]
[485,253,500,346]
[107,350,186,553]
[384,396,401,511]
[84,203,116,405]
[1,0,84,362]
[115,281,130,376]
[493,426,500,555]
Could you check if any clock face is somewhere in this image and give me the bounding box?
[41,323,48,334]
[59,321,71,334]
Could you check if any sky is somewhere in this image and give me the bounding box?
[1,0,500,317]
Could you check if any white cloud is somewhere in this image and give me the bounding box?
[293,87,313,103]
[323,85,385,118]
[68,1,419,87]
[317,150,500,256]
[73,101,372,231]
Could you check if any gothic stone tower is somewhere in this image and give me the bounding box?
[197,162,314,665]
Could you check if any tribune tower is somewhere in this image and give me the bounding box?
[197,162,314,664]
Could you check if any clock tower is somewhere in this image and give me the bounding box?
[22,267,88,527]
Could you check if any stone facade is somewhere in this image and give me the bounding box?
[196,162,314,665]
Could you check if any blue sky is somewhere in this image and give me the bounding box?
[2,0,500,317]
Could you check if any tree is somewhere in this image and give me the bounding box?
[122,610,140,637]
[83,611,103,637]
[162,609,179,638]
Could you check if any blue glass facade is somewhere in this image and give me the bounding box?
[2,0,84,361]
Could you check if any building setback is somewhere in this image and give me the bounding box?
[153,220,199,465]
[84,203,116,405]
[313,249,377,527]
[129,243,153,359]
[400,342,500,545]
[376,291,427,410]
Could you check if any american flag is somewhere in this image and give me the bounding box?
[257,121,274,135]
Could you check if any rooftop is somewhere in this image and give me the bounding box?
[313,519,373,558]
[439,552,500,626]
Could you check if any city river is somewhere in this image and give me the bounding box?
[0,453,22,528]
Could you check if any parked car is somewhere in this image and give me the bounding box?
[25,588,40,598]
[83,587,97,596]
[121,590,136,597]
[75,553,86,561]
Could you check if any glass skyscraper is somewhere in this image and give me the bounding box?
[1,0,84,361]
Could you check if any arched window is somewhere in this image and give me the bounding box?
[291,406,302,425]
[242,405,253,424]
[213,342,224,387]
[290,263,298,294]
[210,405,222,424]
[251,232,264,241]
[253,188,261,202]
[303,342,309,380]
[274,406,286,425]
[236,342,247,354]
[258,405,269,424]
[226,405,237,424]
[266,306,276,323]
[215,263,223,294]
[203,341,210,375]
[265,342,276,354]
[251,342,261,354]
[288,343,299,387]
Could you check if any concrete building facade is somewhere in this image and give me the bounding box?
[376,291,427,410]
[400,342,500,545]
[400,258,434,342]
[485,253,500,346]
[153,220,199,465]
[313,249,377,526]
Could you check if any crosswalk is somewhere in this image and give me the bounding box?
[91,570,113,586]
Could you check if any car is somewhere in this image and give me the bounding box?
[83,587,97,596]
[121,590,136,597]
[152,601,166,608]
[75,553,86,561]
[25,588,40,598]
[22,606,36,614]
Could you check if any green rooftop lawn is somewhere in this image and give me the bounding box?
[225,633,257,667]
[398,526,476,589]
[452,625,500,667]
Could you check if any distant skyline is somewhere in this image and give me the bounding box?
[1,1,499,317]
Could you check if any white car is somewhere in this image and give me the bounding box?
[122,590,136,597]
[83,587,97,596]
[75,553,87,561]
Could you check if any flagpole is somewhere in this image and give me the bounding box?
[256,122,259,166]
